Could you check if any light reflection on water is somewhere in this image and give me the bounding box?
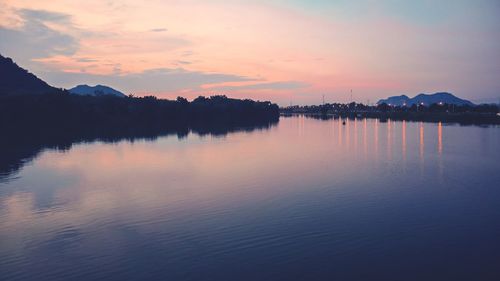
[1,116,500,281]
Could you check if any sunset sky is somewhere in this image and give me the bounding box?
[1,0,499,105]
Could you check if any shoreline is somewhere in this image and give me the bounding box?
[281,112,500,126]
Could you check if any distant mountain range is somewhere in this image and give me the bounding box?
[377,93,474,106]
[0,54,60,96]
[69,84,126,97]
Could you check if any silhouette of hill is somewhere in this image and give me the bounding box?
[70,84,126,97]
[0,54,61,96]
[377,92,474,106]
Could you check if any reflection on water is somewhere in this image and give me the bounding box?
[0,121,277,183]
[363,118,367,156]
[419,122,424,157]
[438,122,443,155]
[1,116,500,281]
[374,119,379,160]
[386,119,389,158]
[402,120,407,161]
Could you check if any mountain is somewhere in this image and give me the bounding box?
[377,92,474,106]
[69,84,126,97]
[411,92,474,106]
[376,95,410,106]
[0,54,60,96]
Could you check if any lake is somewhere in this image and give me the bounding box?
[1,116,499,281]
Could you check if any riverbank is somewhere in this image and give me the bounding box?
[281,111,500,125]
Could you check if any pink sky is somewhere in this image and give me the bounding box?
[1,0,499,105]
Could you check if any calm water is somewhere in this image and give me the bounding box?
[1,116,499,281]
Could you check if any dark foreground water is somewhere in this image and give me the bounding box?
[1,116,499,281]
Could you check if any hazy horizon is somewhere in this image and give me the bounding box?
[1,0,499,105]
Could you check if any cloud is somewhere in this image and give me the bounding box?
[0,9,79,65]
[76,58,98,63]
[175,60,192,65]
[19,9,72,24]
[150,28,168,32]
[181,50,194,57]
[38,67,255,94]
[208,81,310,91]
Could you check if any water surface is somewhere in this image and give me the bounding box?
[1,116,499,280]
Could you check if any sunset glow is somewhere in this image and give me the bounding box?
[1,0,499,104]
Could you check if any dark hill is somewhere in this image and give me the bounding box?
[69,84,126,97]
[0,54,61,96]
[377,92,474,106]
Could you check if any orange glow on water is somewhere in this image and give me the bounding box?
[354,118,358,150]
[402,120,406,161]
[338,118,343,146]
[387,119,392,160]
[363,118,367,155]
[438,122,443,155]
[374,119,379,158]
[419,122,424,160]
[346,119,350,149]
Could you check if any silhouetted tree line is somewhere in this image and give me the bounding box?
[281,102,499,125]
[282,102,498,114]
[0,92,279,132]
[282,102,369,114]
